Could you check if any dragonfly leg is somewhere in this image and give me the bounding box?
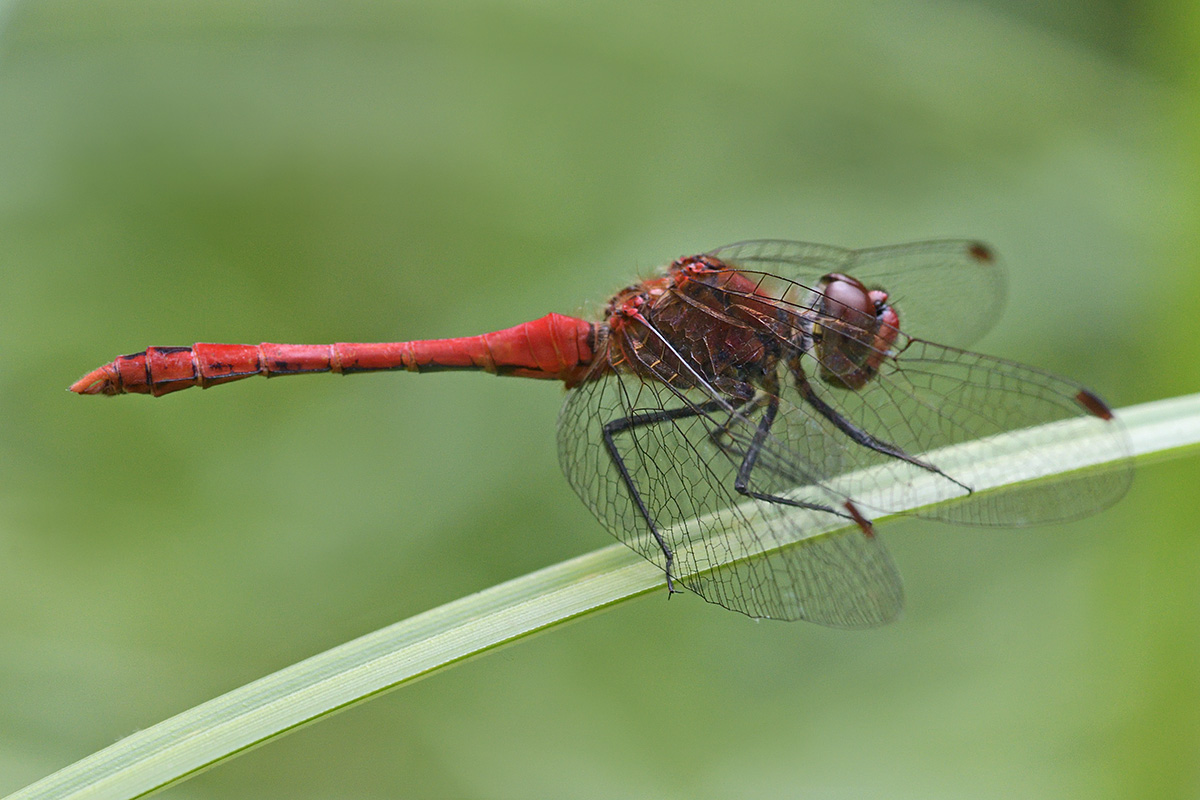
[730,388,851,518]
[795,374,971,492]
[706,392,764,457]
[602,398,730,595]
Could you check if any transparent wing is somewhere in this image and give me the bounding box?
[692,248,1130,525]
[557,369,903,626]
[781,335,1133,525]
[707,239,1005,347]
[554,241,1126,625]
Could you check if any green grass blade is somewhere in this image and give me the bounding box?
[7,393,1200,800]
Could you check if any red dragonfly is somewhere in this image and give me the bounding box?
[72,240,1132,626]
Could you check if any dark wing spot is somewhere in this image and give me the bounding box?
[843,501,876,539]
[967,242,995,263]
[1075,388,1115,420]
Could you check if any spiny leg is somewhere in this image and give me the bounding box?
[730,376,852,519]
[706,392,766,458]
[602,397,731,595]
[794,373,972,493]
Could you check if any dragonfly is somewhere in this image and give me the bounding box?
[71,240,1133,626]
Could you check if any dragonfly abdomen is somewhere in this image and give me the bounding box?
[69,313,597,396]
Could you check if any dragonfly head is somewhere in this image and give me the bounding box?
[813,273,900,390]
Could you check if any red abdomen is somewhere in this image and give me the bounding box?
[70,313,597,396]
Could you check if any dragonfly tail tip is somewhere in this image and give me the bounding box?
[69,366,121,396]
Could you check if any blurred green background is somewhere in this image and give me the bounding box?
[2,0,1198,797]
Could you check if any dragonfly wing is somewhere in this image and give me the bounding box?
[771,336,1133,526]
[557,371,903,626]
[708,239,1004,347]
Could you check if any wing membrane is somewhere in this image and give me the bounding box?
[708,239,1004,347]
[554,241,1127,625]
[557,371,903,626]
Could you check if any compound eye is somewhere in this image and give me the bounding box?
[814,273,896,391]
[819,273,874,325]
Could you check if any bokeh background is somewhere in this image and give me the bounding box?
[2,1,1198,797]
